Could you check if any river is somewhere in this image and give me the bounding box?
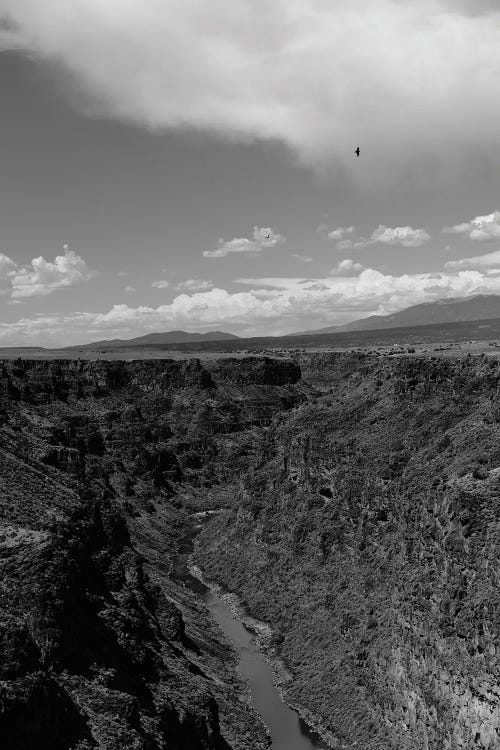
[173,531,329,750]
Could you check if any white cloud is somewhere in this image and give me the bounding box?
[0,248,95,298]
[369,225,430,248]
[0,253,16,295]
[298,281,330,292]
[327,226,355,241]
[203,226,284,258]
[443,211,500,241]
[2,2,499,178]
[174,278,214,293]
[203,238,255,259]
[336,239,355,251]
[124,285,136,293]
[291,254,313,263]
[445,249,500,271]
[335,225,430,250]
[331,258,365,276]
[5,259,500,345]
[152,279,169,288]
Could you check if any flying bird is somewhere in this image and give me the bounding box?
[266,232,271,239]
[355,147,360,157]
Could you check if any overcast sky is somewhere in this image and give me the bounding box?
[1,0,500,345]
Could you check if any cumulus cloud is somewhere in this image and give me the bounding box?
[5,259,500,346]
[0,248,95,298]
[203,226,284,258]
[151,279,169,288]
[1,1,499,177]
[174,278,214,293]
[124,285,136,293]
[443,211,500,241]
[292,254,313,263]
[327,226,355,241]
[331,258,365,276]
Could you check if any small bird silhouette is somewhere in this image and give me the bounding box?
[266,232,271,239]
[355,147,360,157]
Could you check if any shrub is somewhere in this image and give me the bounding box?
[472,465,488,480]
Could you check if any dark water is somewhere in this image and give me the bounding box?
[174,536,328,750]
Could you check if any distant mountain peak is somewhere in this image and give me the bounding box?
[294,293,500,336]
[75,330,239,349]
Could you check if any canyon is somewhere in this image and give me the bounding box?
[1,353,500,749]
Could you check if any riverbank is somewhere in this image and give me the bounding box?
[188,561,342,750]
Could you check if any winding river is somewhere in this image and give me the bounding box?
[174,531,328,750]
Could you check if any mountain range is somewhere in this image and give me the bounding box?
[296,293,500,335]
[75,330,239,348]
[58,294,500,350]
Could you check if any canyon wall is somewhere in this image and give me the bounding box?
[2,353,500,749]
[0,356,302,750]
[195,353,500,750]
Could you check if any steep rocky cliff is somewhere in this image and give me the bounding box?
[0,356,302,750]
[2,353,500,749]
[195,353,500,750]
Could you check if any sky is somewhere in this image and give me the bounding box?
[1,0,500,345]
